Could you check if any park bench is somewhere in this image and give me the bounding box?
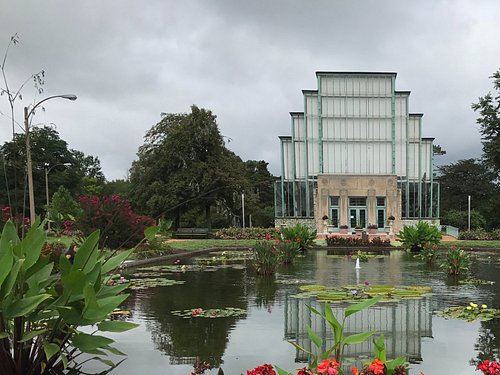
[175,227,210,239]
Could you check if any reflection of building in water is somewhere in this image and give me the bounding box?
[284,295,432,364]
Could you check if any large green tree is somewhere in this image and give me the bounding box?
[472,69,500,174]
[437,158,500,229]
[0,126,104,216]
[242,160,275,227]
[130,106,246,229]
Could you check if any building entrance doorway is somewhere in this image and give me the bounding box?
[349,197,367,229]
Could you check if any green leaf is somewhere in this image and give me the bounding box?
[98,321,139,332]
[344,295,383,318]
[104,345,126,356]
[43,342,60,361]
[343,331,375,346]
[386,356,406,371]
[0,332,8,339]
[288,340,314,357]
[0,259,23,299]
[324,303,342,343]
[307,326,323,349]
[19,328,48,343]
[84,284,99,310]
[84,294,129,321]
[73,230,100,272]
[275,366,293,375]
[4,294,52,318]
[21,224,46,271]
[373,334,386,362]
[0,220,19,252]
[0,226,14,289]
[72,333,114,353]
[101,249,133,274]
[61,353,68,369]
[144,226,159,241]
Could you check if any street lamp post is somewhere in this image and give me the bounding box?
[24,94,77,225]
[45,163,71,231]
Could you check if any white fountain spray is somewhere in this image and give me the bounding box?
[355,257,361,269]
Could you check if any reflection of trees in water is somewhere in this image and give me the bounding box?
[471,319,500,367]
[133,267,249,366]
[254,277,278,312]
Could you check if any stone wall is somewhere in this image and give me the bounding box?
[275,217,316,231]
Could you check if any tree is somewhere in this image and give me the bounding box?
[0,126,104,216]
[242,160,275,227]
[48,186,82,233]
[472,69,500,174]
[130,106,246,229]
[437,159,500,229]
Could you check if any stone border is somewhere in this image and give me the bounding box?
[122,246,253,268]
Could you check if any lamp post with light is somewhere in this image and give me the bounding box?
[24,94,77,225]
[45,162,72,231]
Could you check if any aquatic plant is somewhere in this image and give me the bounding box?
[440,245,470,275]
[280,223,317,250]
[253,239,281,275]
[415,244,439,264]
[435,303,500,322]
[277,240,301,264]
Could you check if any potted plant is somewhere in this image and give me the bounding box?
[339,224,348,234]
[368,224,378,234]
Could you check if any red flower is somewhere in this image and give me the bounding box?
[351,366,359,375]
[247,364,276,375]
[297,367,314,375]
[317,359,340,375]
[478,360,500,375]
[265,234,272,240]
[369,359,385,375]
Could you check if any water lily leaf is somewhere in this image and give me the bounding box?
[171,307,246,318]
[435,306,500,322]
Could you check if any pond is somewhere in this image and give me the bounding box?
[89,249,499,375]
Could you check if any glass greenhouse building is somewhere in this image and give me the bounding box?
[275,71,440,233]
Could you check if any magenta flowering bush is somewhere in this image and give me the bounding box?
[77,195,155,249]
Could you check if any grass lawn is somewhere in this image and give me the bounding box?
[441,240,500,248]
[166,239,258,251]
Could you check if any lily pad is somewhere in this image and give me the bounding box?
[171,307,247,319]
[435,306,500,322]
[458,278,495,286]
[292,284,432,302]
[128,278,185,290]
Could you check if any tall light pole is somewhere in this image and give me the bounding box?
[25,94,77,225]
[468,195,471,231]
[241,193,245,229]
[45,162,71,231]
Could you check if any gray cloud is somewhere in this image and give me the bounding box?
[1,0,498,180]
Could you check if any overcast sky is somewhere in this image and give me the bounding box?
[1,0,499,180]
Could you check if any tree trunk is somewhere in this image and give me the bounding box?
[205,204,212,230]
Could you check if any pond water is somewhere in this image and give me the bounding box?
[89,249,499,375]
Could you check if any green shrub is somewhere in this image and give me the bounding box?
[459,228,500,240]
[213,227,279,240]
[441,209,486,231]
[48,186,83,234]
[397,221,441,252]
[325,235,391,247]
[280,223,316,250]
